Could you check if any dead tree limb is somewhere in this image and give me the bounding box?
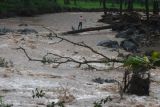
[16,47,42,62]
[16,26,123,70]
[62,25,112,35]
[42,26,114,61]
[16,47,123,70]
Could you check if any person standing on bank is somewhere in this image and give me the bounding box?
[78,16,85,30]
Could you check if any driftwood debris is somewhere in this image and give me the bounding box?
[62,25,112,35]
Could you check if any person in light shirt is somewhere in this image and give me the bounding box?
[78,16,85,30]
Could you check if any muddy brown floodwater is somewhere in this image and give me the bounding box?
[0,12,160,107]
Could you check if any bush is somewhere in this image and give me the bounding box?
[0,0,62,17]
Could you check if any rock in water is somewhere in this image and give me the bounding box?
[92,77,117,84]
[17,28,38,34]
[97,40,119,48]
[0,27,13,35]
[120,39,139,52]
[18,23,28,26]
[0,33,5,35]
[92,77,104,84]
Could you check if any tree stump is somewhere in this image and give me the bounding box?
[127,72,150,96]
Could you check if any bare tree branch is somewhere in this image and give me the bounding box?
[42,26,121,62]
[16,46,123,70]
[15,26,123,70]
[16,47,43,62]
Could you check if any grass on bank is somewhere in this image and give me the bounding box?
[0,0,154,17]
[57,0,153,10]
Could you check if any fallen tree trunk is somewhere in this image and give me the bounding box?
[62,25,112,35]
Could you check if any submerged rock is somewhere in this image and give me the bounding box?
[0,27,13,35]
[97,40,119,48]
[18,23,28,26]
[92,77,117,84]
[17,28,38,34]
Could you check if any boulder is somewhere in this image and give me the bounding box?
[97,40,119,48]
[112,23,126,31]
[115,28,135,38]
[120,12,141,23]
[120,39,139,52]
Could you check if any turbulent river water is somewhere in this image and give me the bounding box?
[0,12,160,107]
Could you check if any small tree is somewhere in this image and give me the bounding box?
[145,0,149,21]
[102,0,107,15]
[153,0,159,15]
[119,0,123,15]
[123,53,160,96]
[127,0,134,12]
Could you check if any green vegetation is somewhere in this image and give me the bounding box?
[32,88,45,99]
[57,0,150,10]
[47,102,65,107]
[123,51,160,96]
[0,96,13,107]
[93,96,112,107]
[0,0,61,17]
[58,0,101,9]
[0,0,156,17]
[0,57,9,68]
